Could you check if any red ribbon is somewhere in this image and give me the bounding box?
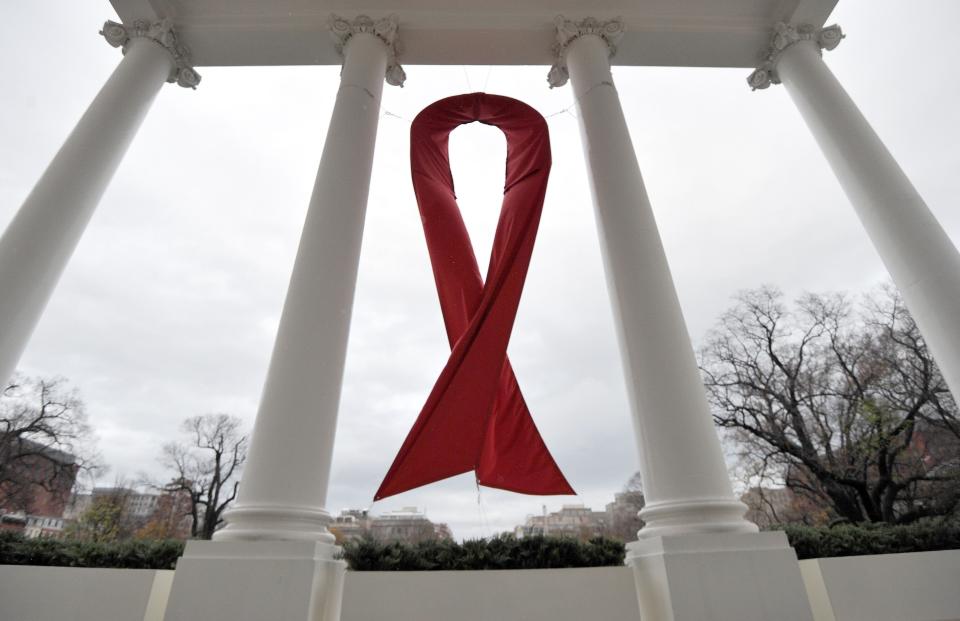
[375,93,574,500]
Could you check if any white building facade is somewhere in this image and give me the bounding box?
[330,507,453,543]
[517,504,609,540]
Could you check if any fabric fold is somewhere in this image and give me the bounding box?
[375,93,574,500]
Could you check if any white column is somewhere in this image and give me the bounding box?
[0,19,198,389]
[749,22,960,400]
[549,17,756,540]
[550,21,816,620]
[215,16,404,543]
[551,20,815,621]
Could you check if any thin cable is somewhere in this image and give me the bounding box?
[543,100,579,122]
[382,109,411,123]
[382,99,578,125]
[475,482,495,540]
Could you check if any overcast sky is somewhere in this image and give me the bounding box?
[2,1,959,540]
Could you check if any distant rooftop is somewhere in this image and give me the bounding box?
[4,437,76,466]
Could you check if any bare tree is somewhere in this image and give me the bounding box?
[700,285,960,525]
[0,375,100,514]
[161,414,248,539]
[606,472,645,541]
[623,471,643,494]
[64,478,145,542]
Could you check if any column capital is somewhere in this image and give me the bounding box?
[747,22,844,91]
[548,15,624,88]
[329,14,406,87]
[100,18,201,89]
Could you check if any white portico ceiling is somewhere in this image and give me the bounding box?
[109,0,838,68]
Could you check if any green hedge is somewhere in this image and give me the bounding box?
[0,532,184,569]
[780,523,960,560]
[341,535,625,571]
[3,524,960,570]
[341,525,960,570]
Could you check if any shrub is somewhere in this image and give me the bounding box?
[0,532,184,569]
[4,523,959,571]
[341,525,960,570]
[340,534,626,571]
[780,522,960,560]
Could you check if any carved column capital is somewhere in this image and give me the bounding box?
[329,14,406,87]
[747,22,844,90]
[100,18,201,89]
[548,15,625,88]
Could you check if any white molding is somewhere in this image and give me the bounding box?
[106,0,838,67]
[548,15,624,88]
[747,22,843,90]
[100,18,201,89]
[329,14,406,87]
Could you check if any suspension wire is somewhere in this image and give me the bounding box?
[380,98,579,126]
[376,65,615,125]
[481,65,493,93]
[542,101,579,121]
[382,109,410,123]
[475,477,496,540]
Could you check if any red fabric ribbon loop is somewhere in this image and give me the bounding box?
[375,93,574,500]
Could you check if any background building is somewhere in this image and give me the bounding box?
[512,491,645,542]
[605,491,645,541]
[740,486,805,529]
[739,419,960,528]
[329,509,371,542]
[329,507,453,544]
[515,504,609,541]
[65,485,193,540]
[0,439,78,539]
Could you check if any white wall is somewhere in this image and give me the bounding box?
[2,550,959,621]
[799,550,960,621]
[0,565,173,621]
[341,566,641,621]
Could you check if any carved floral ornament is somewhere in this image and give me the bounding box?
[747,22,844,90]
[329,14,407,87]
[548,15,625,88]
[100,18,201,89]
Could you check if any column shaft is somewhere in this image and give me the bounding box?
[216,32,388,542]
[565,35,756,538]
[0,38,173,387]
[778,40,960,398]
